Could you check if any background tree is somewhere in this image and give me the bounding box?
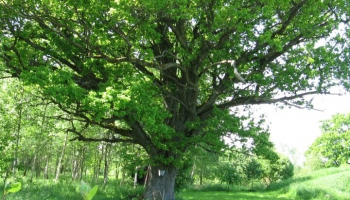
[306,113,350,167]
[216,162,242,190]
[304,153,326,171]
[0,80,16,182]
[261,154,294,185]
[244,158,264,190]
[1,0,349,199]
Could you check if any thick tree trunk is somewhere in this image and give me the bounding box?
[143,166,176,200]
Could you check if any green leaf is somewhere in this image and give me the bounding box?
[87,185,98,200]
[7,182,22,193]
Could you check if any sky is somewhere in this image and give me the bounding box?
[255,92,350,166]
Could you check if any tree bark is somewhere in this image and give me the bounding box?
[55,131,68,182]
[133,166,140,188]
[71,157,79,180]
[44,156,50,179]
[12,86,24,177]
[190,163,196,182]
[102,143,110,188]
[91,144,103,183]
[143,165,177,200]
[80,146,86,180]
[30,154,37,180]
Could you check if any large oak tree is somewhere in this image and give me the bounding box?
[1,0,349,199]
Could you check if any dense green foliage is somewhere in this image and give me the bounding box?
[306,113,350,167]
[244,158,264,190]
[216,162,242,187]
[1,0,350,198]
[261,154,294,184]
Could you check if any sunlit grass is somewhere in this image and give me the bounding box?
[179,190,294,200]
[180,166,350,200]
[285,169,350,200]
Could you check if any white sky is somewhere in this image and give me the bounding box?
[254,92,350,166]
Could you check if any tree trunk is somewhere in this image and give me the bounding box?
[72,157,79,180]
[190,163,196,182]
[12,86,23,177]
[143,166,176,200]
[44,156,50,179]
[102,143,110,188]
[80,146,86,180]
[92,145,102,183]
[30,154,37,181]
[120,166,126,186]
[55,131,68,182]
[133,166,140,188]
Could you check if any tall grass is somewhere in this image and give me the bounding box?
[179,166,350,200]
[267,166,350,200]
[0,177,144,200]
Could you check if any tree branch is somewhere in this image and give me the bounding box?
[199,59,235,77]
[218,91,333,109]
[67,128,137,144]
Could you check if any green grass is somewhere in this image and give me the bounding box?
[1,167,350,199]
[178,190,293,200]
[179,166,350,200]
[0,177,144,200]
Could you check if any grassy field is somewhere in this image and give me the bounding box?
[1,166,350,199]
[178,190,294,200]
[179,166,350,200]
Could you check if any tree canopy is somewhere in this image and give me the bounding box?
[1,0,349,199]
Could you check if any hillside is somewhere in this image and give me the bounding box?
[180,166,350,200]
[269,166,350,200]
